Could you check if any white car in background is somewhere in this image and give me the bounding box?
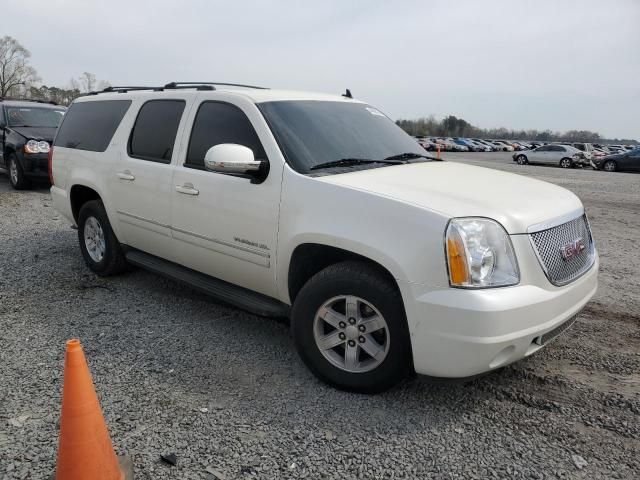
[50,83,598,392]
[491,140,515,152]
[513,144,584,168]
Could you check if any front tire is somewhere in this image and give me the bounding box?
[603,160,617,172]
[559,157,573,169]
[516,155,528,165]
[78,200,128,276]
[291,261,412,393]
[7,154,31,190]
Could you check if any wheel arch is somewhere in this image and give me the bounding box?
[287,242,402,305]
[70,184,102,223]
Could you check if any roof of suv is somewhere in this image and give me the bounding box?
[0,99,65,109]
[74,87,363,105]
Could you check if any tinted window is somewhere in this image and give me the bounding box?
[258,101,426,173]
[54,100,131,152]
[186,102,265,169]
[536,146,549,152]
[129,100,185,163]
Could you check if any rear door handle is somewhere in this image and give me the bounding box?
[175,183,199,196]
[116,171,135,181]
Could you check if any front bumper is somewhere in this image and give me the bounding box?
[402,251,598,378]
[20,152,49,179]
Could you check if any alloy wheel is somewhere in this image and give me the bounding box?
[84,216,106,263]
[9,158,18,185]
[313,295,390,373]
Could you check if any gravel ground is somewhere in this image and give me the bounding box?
[0,153,638,479]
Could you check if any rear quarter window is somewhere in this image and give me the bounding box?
[54,100,131,152]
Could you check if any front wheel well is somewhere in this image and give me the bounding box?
[70,185,101,222]
[287,243,400,303]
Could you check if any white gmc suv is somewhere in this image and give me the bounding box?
[50,82,598,393]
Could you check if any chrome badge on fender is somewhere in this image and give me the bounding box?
[560,238,586,261]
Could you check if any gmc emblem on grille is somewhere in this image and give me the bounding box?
[560,237,586,261]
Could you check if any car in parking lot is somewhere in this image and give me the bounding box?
[491,140,515,152]
[472,139,500,151]
[50,82,598,392]
[513,144,584,168]
[415,137,439,151]
[0,99,67,189]
[564,142,594,160]
[590,146,640,172]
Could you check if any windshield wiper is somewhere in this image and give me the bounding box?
[309,157,404,171]
[384,152,440,161]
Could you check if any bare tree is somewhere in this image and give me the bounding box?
[0,36,39,97]
[79,72,96,93]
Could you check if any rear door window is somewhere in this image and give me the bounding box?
[128,100,185,163]
[54,100,131,152]
[185,101,266,169]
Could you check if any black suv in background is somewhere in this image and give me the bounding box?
[0,99,67,189]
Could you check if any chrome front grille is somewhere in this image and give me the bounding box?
[529,214,595,286]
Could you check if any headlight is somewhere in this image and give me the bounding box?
[24,140,50,154]
[445,218,519,288]
[25,140,40,153]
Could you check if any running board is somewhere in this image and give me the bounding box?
[125,249,290,318]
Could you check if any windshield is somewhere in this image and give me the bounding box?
[6,106,66,128]
[258,100,426,173]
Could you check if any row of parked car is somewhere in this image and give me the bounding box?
[415,136,640,172]
[417,137,533,152]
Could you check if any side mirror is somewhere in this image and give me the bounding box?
[204,144,266,180]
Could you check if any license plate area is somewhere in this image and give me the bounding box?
[535,314,578,346]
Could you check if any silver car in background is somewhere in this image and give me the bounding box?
[513,144,584,168]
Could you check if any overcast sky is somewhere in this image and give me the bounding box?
[5,0,639,138]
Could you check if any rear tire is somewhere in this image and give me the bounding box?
[559,157,573,169]
[291,261,412,393]
[603,160,617,172]
[7,154,31,190]
[78,200,128,276]
[516,155,528,165]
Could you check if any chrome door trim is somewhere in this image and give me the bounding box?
[172,226,270,258]
[117,210,171,229]
[116,210,272,266]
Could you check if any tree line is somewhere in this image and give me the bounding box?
[0,36,109,105]
[396,115,636,144]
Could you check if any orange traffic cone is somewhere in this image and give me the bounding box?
[55,339,133,479]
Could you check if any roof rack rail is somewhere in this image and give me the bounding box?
[86,82,269,96]
[88,86,164,95]
[164,82,269,90]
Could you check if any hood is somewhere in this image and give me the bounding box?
[9,126,57,142]
[318,162,583,234]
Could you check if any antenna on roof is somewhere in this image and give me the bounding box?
[342,89,353,99]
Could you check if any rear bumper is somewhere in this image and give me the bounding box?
[403,256,598,378]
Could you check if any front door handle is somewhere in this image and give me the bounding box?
[175,183,199,196]
[116,170,135,181]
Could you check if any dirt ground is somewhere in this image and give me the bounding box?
[0,153,638,479]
